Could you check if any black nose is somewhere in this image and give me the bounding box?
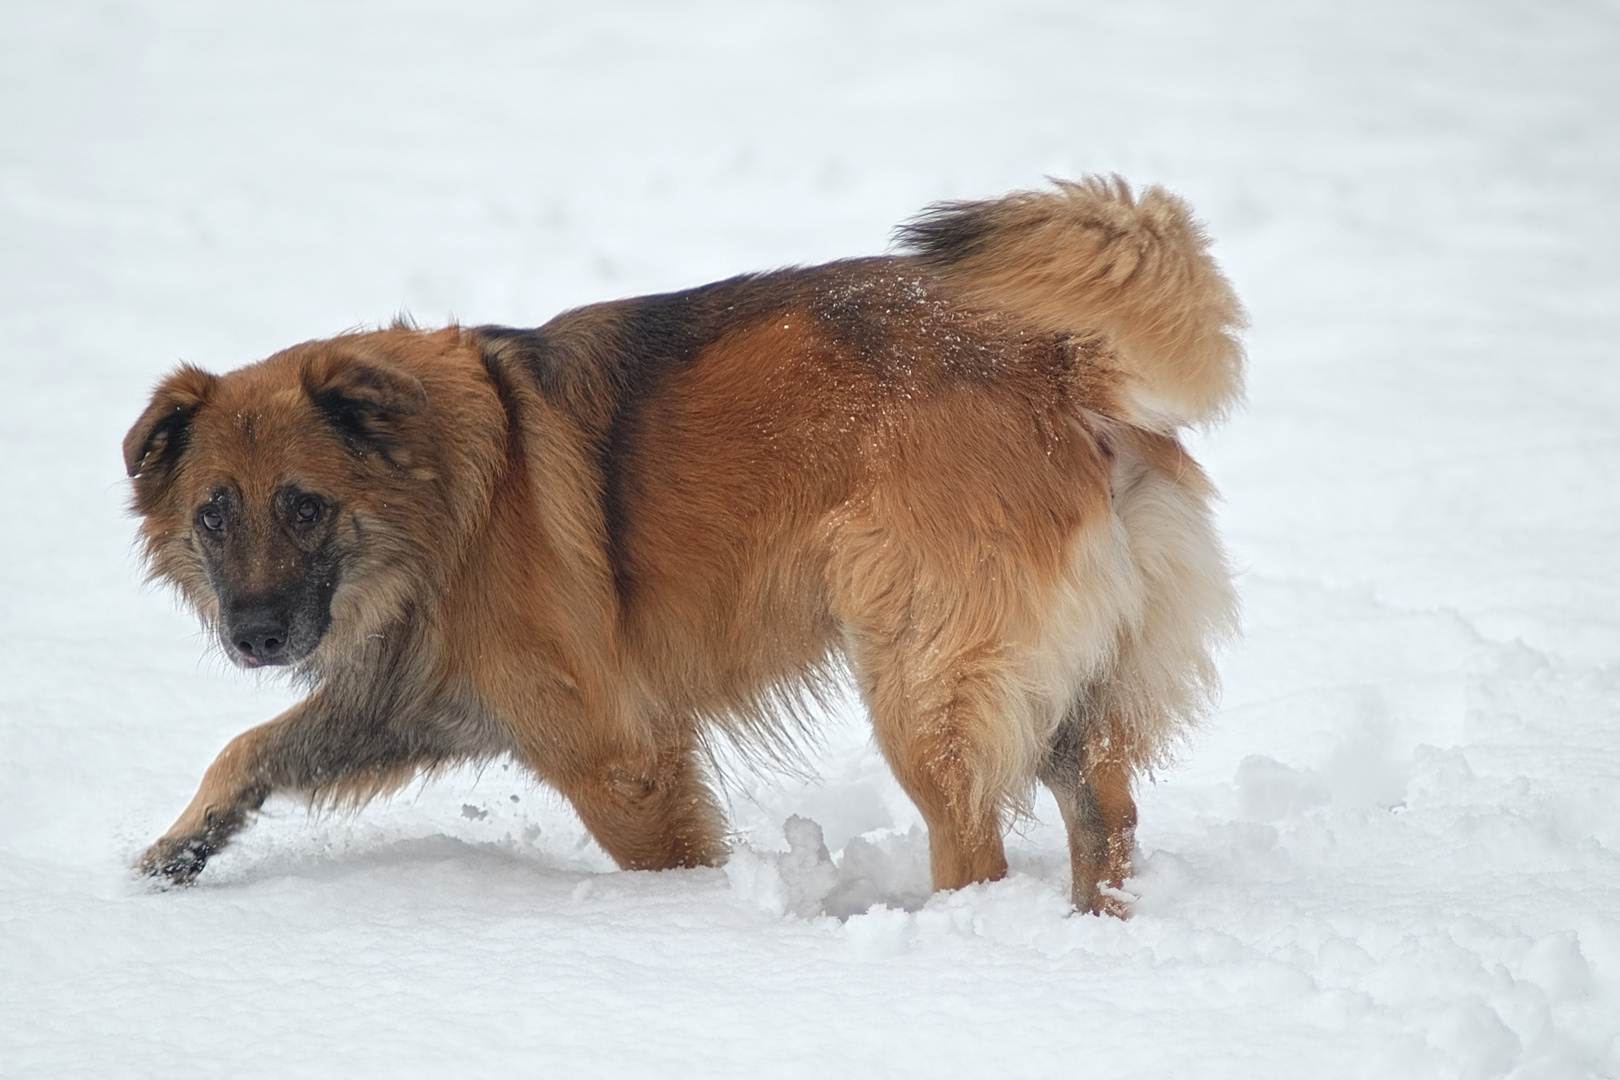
[228,607,291,664]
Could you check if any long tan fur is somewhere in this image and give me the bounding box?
[126,177,1241,916]
[898,176,1247,428]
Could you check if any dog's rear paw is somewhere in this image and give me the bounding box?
[137,836,214,887]
[1072,880,1136,919]
[1088,883,1136,920]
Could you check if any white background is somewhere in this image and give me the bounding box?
[1,2,1616,1076]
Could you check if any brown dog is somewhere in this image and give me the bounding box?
[126,178,1242,915]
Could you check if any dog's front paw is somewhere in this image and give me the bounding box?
[138,834,216,886]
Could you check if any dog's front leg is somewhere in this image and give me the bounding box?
[541,727,729,873]
[138,713,292,884]
[137,688,421,885]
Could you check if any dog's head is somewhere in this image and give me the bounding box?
[124,336,445,671]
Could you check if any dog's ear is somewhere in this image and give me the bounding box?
[304,353,428,468]
[124,365,218,479]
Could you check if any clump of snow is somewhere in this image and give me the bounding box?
[2,1,1618,1077]
[726,815,932,920]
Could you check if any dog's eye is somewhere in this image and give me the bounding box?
[199,506,225,534]
[294,496,324,525]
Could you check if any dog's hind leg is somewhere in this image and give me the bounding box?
[828,511,1062,893]
[839,616,1018,891]
[1039,700,1138,916]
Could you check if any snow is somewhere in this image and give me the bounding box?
[2,1,1618,1076]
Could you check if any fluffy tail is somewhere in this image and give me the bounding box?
[896,176,1246,428]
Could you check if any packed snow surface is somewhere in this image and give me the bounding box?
[2,2,1618,1077]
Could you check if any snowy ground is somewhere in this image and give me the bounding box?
[2,1,1618,1076]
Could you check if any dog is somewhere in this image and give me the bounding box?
[125,177,1243,915]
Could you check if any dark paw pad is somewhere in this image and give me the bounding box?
[138,837,215,886]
